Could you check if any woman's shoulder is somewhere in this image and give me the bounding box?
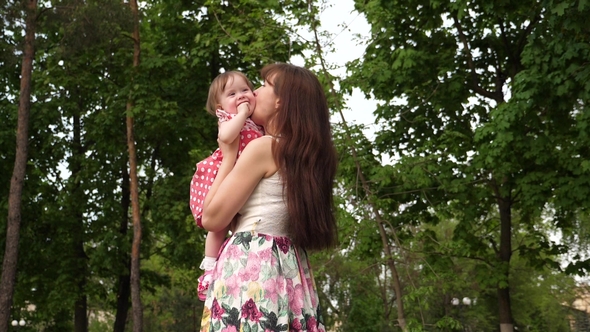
[239,136,277,177]
[242,135,273,154]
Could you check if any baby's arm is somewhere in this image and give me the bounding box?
[204,225,230,258]
[218,103,252,144]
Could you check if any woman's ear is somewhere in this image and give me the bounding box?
[274,99,280,110]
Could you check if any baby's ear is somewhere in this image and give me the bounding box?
[216,104,223,110]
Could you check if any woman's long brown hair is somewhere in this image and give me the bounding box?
[261,63,338,251]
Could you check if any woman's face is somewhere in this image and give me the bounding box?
[251,76,279,130]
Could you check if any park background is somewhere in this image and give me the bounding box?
[1,0,590,331]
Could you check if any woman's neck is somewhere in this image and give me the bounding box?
[263,124,278,137]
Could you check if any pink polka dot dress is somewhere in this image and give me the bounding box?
[190,109,264,228]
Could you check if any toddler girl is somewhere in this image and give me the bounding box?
[189,71,263,300]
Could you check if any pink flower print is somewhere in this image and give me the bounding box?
[276,275,285,289]
[225,244,243,259]
[239,252,261,282]
[263,278,280,303]
[224,274,241,298]
[221,326,237,332]
[275,237,291,254]
[241,299,263,322]
[211,298,225,319]
[246,255,262,280]
[258,247,273,262]
[263,275,285,304]
[290,318,302,332]
[287,280,304,315]
[306,317,318,332]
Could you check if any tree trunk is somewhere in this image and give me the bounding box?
[113,166,131,332]
[74,276,88,332]
[72,111,88,332]
[128,101,143,332]
[127,0,143,330]
[114,267,131,332]
[310,23,408,331]
[497,197,514,332]
[0,1,37,330]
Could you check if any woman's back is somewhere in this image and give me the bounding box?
[235,171,290,237]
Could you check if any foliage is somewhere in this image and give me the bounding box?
[337,0,590,329]
[1,0,314,329]
[140,254,204,332]
[1,0,589,331]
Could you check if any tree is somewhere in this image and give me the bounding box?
[346,0,590,330]
[1,0,316,329]
[1,0,587,330]
[126,0,144,330]
[0,1,37,330]
[26,1,135,330]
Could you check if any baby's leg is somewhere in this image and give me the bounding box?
[204,228,228,260]
[198,227,230,301]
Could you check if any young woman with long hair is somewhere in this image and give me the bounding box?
[200,63,337,332]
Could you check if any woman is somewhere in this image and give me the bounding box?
[200,63,338,332]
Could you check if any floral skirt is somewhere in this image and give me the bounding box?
[200,231,326,332]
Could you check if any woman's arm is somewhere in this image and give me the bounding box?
[201,137,276,232]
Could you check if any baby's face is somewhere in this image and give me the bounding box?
[219,75,256,115]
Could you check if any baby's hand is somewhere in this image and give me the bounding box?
[237,102,252,117]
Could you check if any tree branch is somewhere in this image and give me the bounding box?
[453,15,503,102]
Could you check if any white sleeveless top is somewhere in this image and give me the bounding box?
[234,171,290,236]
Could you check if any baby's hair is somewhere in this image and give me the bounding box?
[206,71,254,116]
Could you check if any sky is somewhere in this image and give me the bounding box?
[291,0,379,139]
